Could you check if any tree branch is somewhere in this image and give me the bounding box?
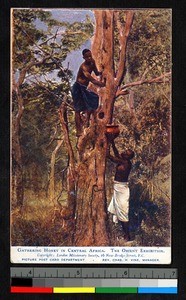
[16,54,52,88]
[115,11,134,87]
[19,26,53,57]
[28,76,74,110]
[46,126,58,149]
[18,26,73,99]
[58,102,76,178]
[101,10,115,78]
[116,72,171,97]
[92,10,104,72]
[39,28,59,47]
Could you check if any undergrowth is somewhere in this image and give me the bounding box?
[11,192,72,246]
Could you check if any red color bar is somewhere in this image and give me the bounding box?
[11,287,53,293]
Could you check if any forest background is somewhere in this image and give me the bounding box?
[11,8,171,247]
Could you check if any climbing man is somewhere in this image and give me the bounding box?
[71,49,105,135]
[107,140,134,241]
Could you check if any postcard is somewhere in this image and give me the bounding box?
[11,8,171,264]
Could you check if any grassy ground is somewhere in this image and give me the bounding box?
[11,189,72,246]
[11,184,171,247]
[12,153,171,247]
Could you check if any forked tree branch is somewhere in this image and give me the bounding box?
[116,72,171,98]
[101,10,115,77]
[115,11,134,87]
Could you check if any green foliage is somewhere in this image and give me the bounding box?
[61,16,94,53]
[12,9,92,192]
[13,9,93,74]
[114,91,170,165]
[20,82,70,188]
[107,9,171,246]
[13,9,49,68]
[107,154,171,247]
[127,9,171,80]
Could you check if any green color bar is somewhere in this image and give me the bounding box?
[96,287,137,294]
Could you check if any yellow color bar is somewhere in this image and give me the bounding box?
[53,287,95,294]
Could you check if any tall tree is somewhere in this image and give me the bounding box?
[59,10,134,246]
[12,9,53,206]
[61,9,171,246]
[12,9,93,207]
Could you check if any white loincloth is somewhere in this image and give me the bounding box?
[108,181,129,223]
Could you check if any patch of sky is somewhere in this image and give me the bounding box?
[34,9,94,85]
[34,19,48,31]
[24,9,95,88]
[43,9,94,24]
[49,9,95,84]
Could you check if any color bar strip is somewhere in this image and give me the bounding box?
[158,279,177,287]
[96,287,137,294]
[11,278,33,287]
[54,287,95,293]
[138,287,177,294]
[11,287,53,293]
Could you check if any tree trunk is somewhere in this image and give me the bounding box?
[63,10,134,246]
[12,91,24,207]
[74,124,110,246]
[48,139,63,205]
[11,54,52,207]
[59,104,76,218]
[73,10,116,246]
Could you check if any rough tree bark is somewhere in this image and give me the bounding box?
[71,10,134,246]
[59,103,76,218]
[12,55,51,207]
[12,69,26,207]
[48,139,63,205]
[12,91,24,207]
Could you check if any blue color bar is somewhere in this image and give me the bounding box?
[138,287,177,294]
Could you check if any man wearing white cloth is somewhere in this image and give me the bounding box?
[107,141,134,240]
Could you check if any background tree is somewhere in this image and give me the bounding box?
[12,9,93,207]
[72,10,134,246]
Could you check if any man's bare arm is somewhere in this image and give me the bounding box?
[82,66,105,87]
[107,146,122,163]
[111,140,120,158]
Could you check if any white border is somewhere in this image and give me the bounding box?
[11,246,171,264]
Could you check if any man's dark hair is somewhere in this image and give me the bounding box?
[82,49,91,56]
